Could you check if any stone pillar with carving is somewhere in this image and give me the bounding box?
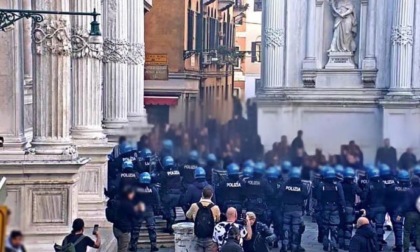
[361,0,377,87]
[389,0,415,95]
[127,0,148,137]
[22,0,32,85]
[261,0,285,90]
[31,2,73,154]
[70,0,113,227]
[102,0,129,142]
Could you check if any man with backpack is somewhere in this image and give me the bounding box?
[186,186,220,252]
[59,218,100,252]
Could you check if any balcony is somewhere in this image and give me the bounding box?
[218,0,235,11]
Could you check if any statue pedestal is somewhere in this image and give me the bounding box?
[172,222,196,252]
[325,52,356,69]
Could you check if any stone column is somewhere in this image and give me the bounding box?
[102,0,129,142]
[361,0,377,87]
[31,0,73,154]
[22,0,32,84]
[303,0,316,67]
[70,0,112,227]
[261,0,285,90]
[389,0,415,95]
[173,223,197,252]
[127,0,148,137]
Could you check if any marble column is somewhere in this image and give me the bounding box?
[389,0,415,95]
[362,0,377,67]
[127,0,147,136]
[102,0,129,142]
[70,0,105,141]
[22,0,32,84]
[303,0,316,67]
[261,0,285,90]
[31,0,73,154]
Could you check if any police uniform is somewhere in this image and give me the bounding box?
[217,176,244,213]
[118,168,139,195]
[387,171,411,251]
[180,161,199,191]
[130,174,161,252]
[244,174,272,224]
[280,173,309,252]
[312,168,324,243]
[159,165,182,233]
[317,170,345,252]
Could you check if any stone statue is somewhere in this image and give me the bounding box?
[328,0,357,53]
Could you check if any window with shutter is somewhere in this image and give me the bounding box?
[187,9,194,51]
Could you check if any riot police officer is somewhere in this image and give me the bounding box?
[413,164,420,178]
[135,148,153,174]
[380,163,395,231]
[335,165,344,182]
[159,156,182,234]
[217,163,244,213]
[364,167,387,251]
[130,172,160,252]
[312,166,328,243]
[317,167,345,252]
[180,150,200,191]
[244,162,272,225]
[205,153,219,183]
[241,166,254,184]
[339,167,362,250]
[387,170,411,252]
[181,167,214,212]
[266,166,283,249]
[118,160,139,196]
[279,167,309,252]
[281,161,292,181]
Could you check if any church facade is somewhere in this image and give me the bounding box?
[258,0,420,161]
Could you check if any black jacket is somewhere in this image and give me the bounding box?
[398,152,417,170]
[349,224,377,252]
[243,222,276,252]
[404,185,420,213]
[375,146,397,170]
[221,239,243,252]
[114,198,137,233]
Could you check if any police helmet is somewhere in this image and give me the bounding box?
[367,168,380,179]
[319,166,328,177]
[141,148,152,159]
[121,143,133,154]
[162,139,174,150]
[364,164,376,171]
[379,164,391,177]
[243,159,255,168]
[163,156,175,168]
[189,150,199,161]
[227,163,240,176]
[398,170,410,182]
[254,162,266,175]
[282,161,292,174]
[122,160,133,170]
[289,167,302,179]
[335,165,344,175]
[343,167,356,179]
[266,167,280,180]
[139,172,152,184]
[207,153,217,163]
[324,167,336,179]
[414,165,420,176]
[194,167,206,179]
[242,166,254,178]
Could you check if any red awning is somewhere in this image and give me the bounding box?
[144,96,179,106]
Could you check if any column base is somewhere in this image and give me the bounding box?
[31,137,74,155]
[127,113,152,140]
[386,88,414,97]
[0,154,89,249]
[103,120,130,143]
[76,143,114,228]
[0,134,27,152]
[71,126,106,141]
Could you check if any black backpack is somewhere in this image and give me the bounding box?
[194,202,215,238]
[105,198,120,223]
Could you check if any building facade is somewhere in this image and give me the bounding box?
[234,0,262,103]
[145,0,236,127]
[0,0,151,250]
[259,0,420,162]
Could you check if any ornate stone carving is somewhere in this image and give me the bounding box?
[265,28,284,48]
[328,0,357,53]
[391,25,413,46]
[127,43,145,65]
[102,38,129,63]
[33,18,71,56]
[71,28,103,59]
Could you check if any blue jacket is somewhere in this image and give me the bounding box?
[181,179,215,207]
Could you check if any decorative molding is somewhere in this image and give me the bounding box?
[102,38,129,63]
[127,42,145,65]
[33,18,71,56]
[391,25,413,46]
[71,28,103,59]
[264,28,284,48]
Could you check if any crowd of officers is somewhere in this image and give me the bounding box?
[106,138,420,252]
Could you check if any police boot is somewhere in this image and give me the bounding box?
[151,244,159,252]
[392,246,402,252]
[322,245,329,251]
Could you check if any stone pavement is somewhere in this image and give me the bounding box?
[137,216,417,252]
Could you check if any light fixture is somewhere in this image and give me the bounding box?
[88,8,103,45]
